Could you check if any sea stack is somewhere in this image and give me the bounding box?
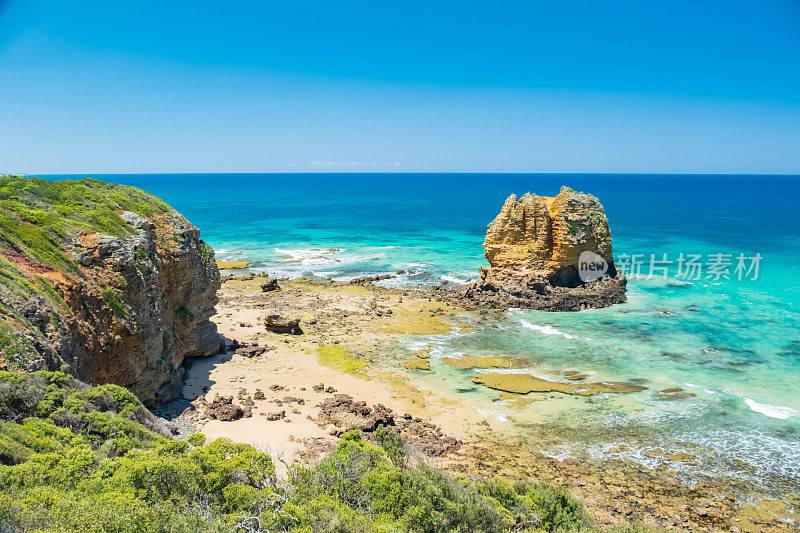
[458,186,626,311]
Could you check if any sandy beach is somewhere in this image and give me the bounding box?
[182,277,491,463]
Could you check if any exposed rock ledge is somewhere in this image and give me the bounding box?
[452,186,626,311]
[0,177,223,406]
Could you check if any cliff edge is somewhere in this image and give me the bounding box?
[0,176,223,406]
[457,186,626,311]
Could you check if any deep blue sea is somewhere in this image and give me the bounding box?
[45,173,800,489]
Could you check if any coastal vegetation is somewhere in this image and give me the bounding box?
[0,370,659,532]
[0,176,171,273]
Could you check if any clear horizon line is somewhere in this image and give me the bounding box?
[13,171,800,177]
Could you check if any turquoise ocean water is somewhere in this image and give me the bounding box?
[45,173,800,490]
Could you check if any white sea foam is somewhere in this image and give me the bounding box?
[375,275,427,289]
[441,275,470,285]
[520,320,578,339]
[400,327,478,355]
[275,247,343,261]
[472,406,509,423]
[743,398,798,420]
[248,267,305,279]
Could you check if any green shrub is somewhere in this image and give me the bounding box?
[0,319,38,367]
[187,432,205,447]
[175,305,195,322]
[101,288,125,319]
[374,423,405,467]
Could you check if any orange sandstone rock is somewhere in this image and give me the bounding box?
[456,186,626,311]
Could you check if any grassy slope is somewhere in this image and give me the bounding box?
[0,176,172,274]
[0,371,659,533]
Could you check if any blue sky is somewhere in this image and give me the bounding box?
[1,1,799,173]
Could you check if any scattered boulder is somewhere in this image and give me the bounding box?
[260,278,279,292]
[206,395,249,421]
[316,393,461,457]
[226,339,243,351]
[235,343,273,358]
[283,396,305,405]
[265,410,286,421]
[264,314,302,334]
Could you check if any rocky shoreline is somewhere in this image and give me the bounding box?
[160,274,797,531]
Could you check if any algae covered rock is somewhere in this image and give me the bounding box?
[456,186,626,311]
[473,372,646,396]
[442,354,533,370]
[402,358,431,371]
[0,176,223,406]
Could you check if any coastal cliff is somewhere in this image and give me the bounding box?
[0,176,222,406]
[458,186,626,310]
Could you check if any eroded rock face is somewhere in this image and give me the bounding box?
[457,186,626,311]
[2,209,223,407]
[63,212,223,405]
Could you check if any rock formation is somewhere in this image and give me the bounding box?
[457,186,626,310]
[0,176,223,406]
[264,314,302,334]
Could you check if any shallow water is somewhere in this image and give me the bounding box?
[44,173,800,489]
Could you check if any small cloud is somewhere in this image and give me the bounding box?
[306,160,402,169]
[309,160,365,167]
[284,163,296,167]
